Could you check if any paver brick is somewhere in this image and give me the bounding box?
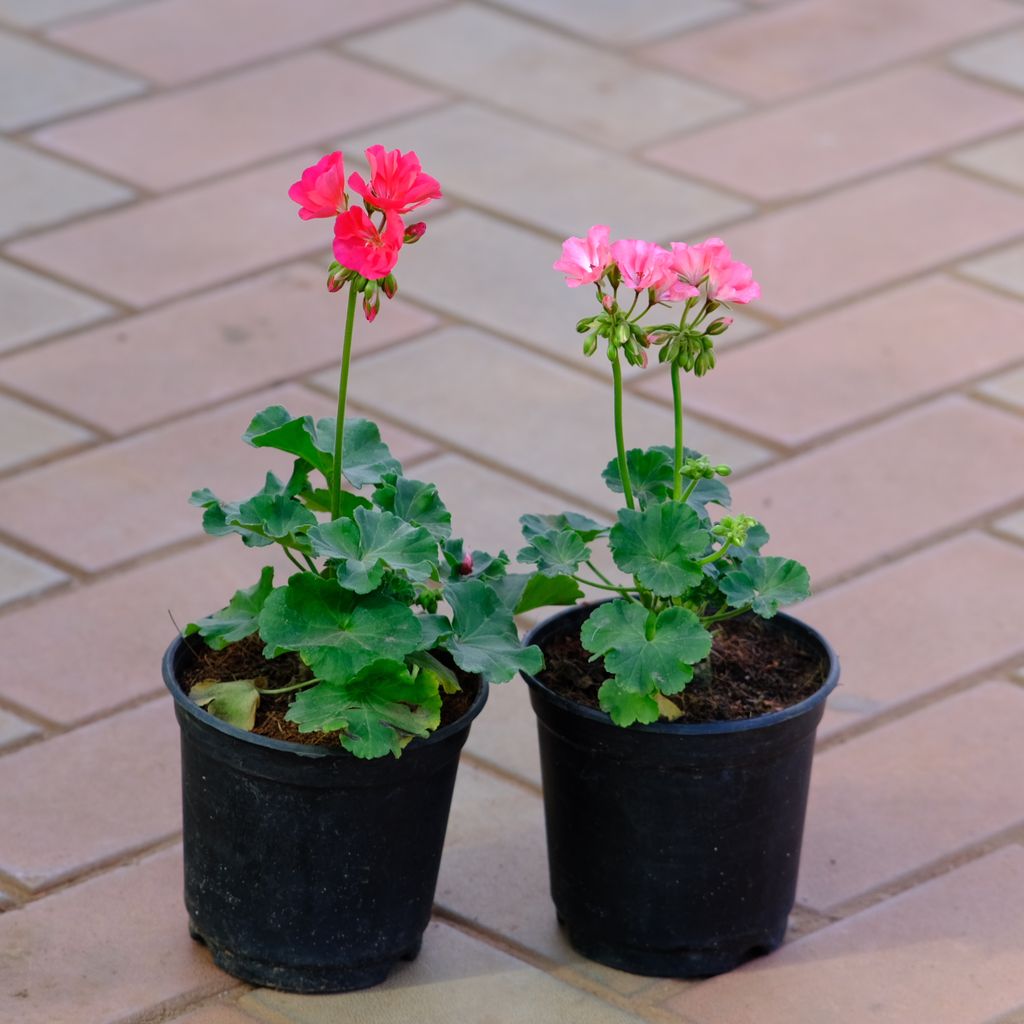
[0,392,92,472]
[35,52,440,191]
[0,699,180,890]
[720,166,1024,319]
[0,539,292,725]
[8,153,325,307]
[49,0,444,84]
[951,27,1024,93]
[952,128,1024,191]
[961,241,1024,300]
[644,0,1021,101]
[168,1005,261,1024]
[730,397,1024,584]
[646,66,1024,202]
[800,533,1024,733]
[663,846,1024,1024]
[353,4,742,149]
[800,683,1024,911]
[0,258,111,353]
[0,847,229,1024]
[464,676,541,788]
[0,138,132,240]
[339,326,769,512]
[0,707,39,749]
[0,544,66,608]
[996,509,1024,542]
[0,28,144,130]
[1,264,436,434]
[0,0,122,26]
[343,103,753,242]
[244,919,646,1024]
[638,275,1024,445]
[977,365,1024,411]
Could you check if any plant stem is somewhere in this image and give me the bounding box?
[611,352,635,510]
[671,360,684,501]
[260,678,318,697]
[283,548,306,573]
[571,574,638,601]
[680,476,700,503]
[586,560,616,587]
[330,284,359,520]
[701,605,750,626]
[697,540,733,567]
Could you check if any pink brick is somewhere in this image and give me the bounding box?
[0,539,292,725]
[0,264,436,434]
[730,397,1024,585]
[645,66,1024,202]
[720,167,1024,319]
[7,154,323,307]
[644,0,1020,101]
[639,276,1024,445]
[0,384,433,573]
[34,52,440,191]
[0,700,179,890]
[664,847,1024,1024]
[0,847,228,1023]
[801,534,1024,733]
[50,0,443,84]
[800,683,1024,911]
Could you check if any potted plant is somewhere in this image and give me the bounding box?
[516,228,840,978]
[162,147,545,994]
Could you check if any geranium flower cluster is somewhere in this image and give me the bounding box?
[289,146,441,321]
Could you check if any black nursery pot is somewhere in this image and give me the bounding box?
[162,635,487,994]
[522,604,839,979]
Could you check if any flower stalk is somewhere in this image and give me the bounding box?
[330,284,359,519]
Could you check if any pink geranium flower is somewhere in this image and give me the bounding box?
[707,258,760,304]
[611,239,673,292]
[348,146,442,215]
[333,209,405,281]
[668,238,727,285]
[288,152,348,221]
[554,225,613,288]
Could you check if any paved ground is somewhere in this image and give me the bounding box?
[1,0,1024,1021]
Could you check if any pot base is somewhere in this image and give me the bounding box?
[188,920,421,994]
[559,917,785,979]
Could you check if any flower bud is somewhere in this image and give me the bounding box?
[381,273,398,299]
[458,552,474,576]
[582,331,599,357]
[601,293,614,312]
[705,316,733,336]
[403,221,427,244]
[576,316,594,334]
[362,282,380,323]
[715,465,732,477]
[326,275,343,293]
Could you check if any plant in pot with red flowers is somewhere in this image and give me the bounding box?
[515,227,840,978]
[163,147,543,994]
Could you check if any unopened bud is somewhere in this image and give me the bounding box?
[582,331,599,357]
[362,283,380,323]
[715,465,732,477]
[403,221,427,244]
[458,552,474,576]
[705,317,733,336]
[576,316,594,334]
[381,274,398,300]
[327,275,343,293]
[601,293,614,312]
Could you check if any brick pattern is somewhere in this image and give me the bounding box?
[3,1,1024,1021]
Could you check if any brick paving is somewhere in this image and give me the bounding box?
[0,1,1022,1021]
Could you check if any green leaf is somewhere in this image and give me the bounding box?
[258,573,422,680]
[581,601,711,696]
[243,407,332,475]
[686,477,732,520]
[323,417,401,489]
[185,566,275,650]
[190,678,263,731]
[719,556,810,618]
[418,613,452,649]
[441,539,510,581]
[443,579,544,683]
[308,507,438,594]
[596,678,660,727]
[285,661,441,758]
[731,522,769,560]
[373,475,452,541]
[609,502,710,597]
[517,529,590,578]
[602,447,673,508]
[520,511,606,542]
[491,572,584,616]
[190,474,315,550]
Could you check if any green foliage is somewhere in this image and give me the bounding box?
[185,566,274,650]
[609,501,709,597]
[491,572,584,616]
[372,474,452,540]
[190,678,264,731]
[517,529,590,578]
[519,511,606,542]
[601,446,731,518]
[719,556,811,617]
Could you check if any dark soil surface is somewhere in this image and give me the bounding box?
[179,631,477,749]
[538,613,829,723]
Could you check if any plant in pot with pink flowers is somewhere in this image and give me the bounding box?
[162,147,544,994]
[516,227,840,978]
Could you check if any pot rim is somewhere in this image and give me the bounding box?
[162,633,489,760]
[522,601,839,736]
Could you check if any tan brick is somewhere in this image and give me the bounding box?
[644,0,1019,100]
[953,128,1024,191]
[801,683,1024,910]
[664,846,1024,1024]
[0,544,66,607]
[0,847,229,1023]
[164,1002,259,1024]
[342,103,752,243]
[8,154,324,307]
[0,708,39,749]
[352,5,741,149]
[0,699,180,890]
[638,276,1024,445]
[961,240,1024,301]
[465,676,541,788]
[646,67,1024,202]
[996,509,1024,542]
[730,397,1024,584]
[49,0,445,84]
[335,326,769,513]
[719,167,1024,319]
[978,366,1024,412]
[800,534,1024,733]
[1,264,436,434]
[0,393,91,471]
[0,0,122,26]
[951,27,1024,93]
[35,52,440,191]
